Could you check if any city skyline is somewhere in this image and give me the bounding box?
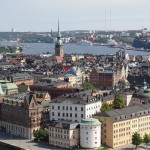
[0,0,150,32]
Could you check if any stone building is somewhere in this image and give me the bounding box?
[94,104,150,148]
[49,121,79,149]
[0,92,50,139]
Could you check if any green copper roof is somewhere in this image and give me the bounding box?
[0,80,18,90]
[0,83,4,95]
[81,118,101,125]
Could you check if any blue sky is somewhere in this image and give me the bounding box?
[0,0,149,32]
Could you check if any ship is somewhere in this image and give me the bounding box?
[77,40,93,46]
[107,39,118,47]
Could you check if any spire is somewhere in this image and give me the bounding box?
[58,18,61,38]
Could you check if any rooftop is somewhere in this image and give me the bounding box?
[81,118,101,125]
[94,104,150,122]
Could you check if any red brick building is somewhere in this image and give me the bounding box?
[89,68,122,90]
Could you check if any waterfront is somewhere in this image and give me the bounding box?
[0,41,150,55]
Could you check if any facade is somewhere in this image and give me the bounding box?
[94,104,150,148]
[89,68,121,90]
[80,118,101,149]
[50,91,101,122]
[7,73,34,86]
[0,62,15,69]
[0,92,50,139]
[49,121,79,149]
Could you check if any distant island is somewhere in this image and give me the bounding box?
[0,45,23,53]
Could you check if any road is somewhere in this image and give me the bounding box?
[0,131,66,150]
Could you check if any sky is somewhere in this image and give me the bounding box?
[0,0,150,32]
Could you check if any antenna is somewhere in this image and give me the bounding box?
[110,9,111,31]
[105,9,106,31]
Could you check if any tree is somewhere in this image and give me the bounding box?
[132,132,143,149]
[33,128,49,142]
[113,94,125,109]
[101,102,112,112]
[143,133,150,148]
[81,82,96,90]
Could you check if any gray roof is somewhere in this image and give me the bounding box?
[49,120,79,129]
[94,104,150,122]
[50,92,101,105]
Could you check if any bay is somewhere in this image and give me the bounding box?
[0,41,150,56]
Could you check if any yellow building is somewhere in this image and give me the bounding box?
[94,104,150,148]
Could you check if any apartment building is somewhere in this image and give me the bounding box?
[49,121,79,149]
[7,73,34,86]
[89,68,121,90]
[50,91,101,122]
[0,92,50,139]
[94,104,150,148]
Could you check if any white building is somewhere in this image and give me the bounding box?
[50,92,101,122]
[80,118,101,149]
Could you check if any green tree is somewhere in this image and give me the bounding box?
[132,132,143,149]
[143,133,150,148]
[113,94,125,109]
[81,82,96,90]
[33,128,48,142]
[101,102,112,112]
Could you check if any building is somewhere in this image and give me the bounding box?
[0,62,15,69]
[0,92,50,139]
[55,20,64,58]
[89,68,121,90]
[49,121,79,149]
[94,104,150,148]
[0,80,18,95]
[80,118,101,149]
[29,81,77,99]
[50,91,101,122]
[7,73,34,86]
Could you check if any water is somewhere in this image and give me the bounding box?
[0,41,150,56]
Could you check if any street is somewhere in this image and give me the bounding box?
[0,131,66,150]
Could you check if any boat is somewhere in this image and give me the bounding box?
[107,39,118,47]
[77,40,93,46]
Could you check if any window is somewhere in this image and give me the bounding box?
[58,112,60,116]
[70,113,72,117]
[52,105,54,109]
[66,113,68,117]
[66,106,68,110]
[58,106,60,110]
[70,107,72,110]
[63,113,65,117]
[62,106,65,110]
[75,107,77,111]
[32,103,34,108]
[52,112,54,116]
[86,132,88,134]
[81,114,83,118]
[86,137,88,140]
[75,114,77,117]
[81,107,83,111]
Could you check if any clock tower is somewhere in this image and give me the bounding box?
[55,20,64,57]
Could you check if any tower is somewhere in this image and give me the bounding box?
[55,20,64,57]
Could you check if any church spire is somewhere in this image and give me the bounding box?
[58,18,61,38]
